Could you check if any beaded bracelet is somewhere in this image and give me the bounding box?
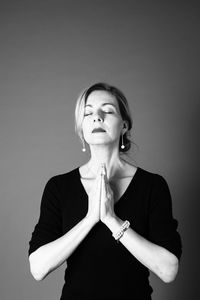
[112,220,130,242]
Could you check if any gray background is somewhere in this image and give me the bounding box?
[1,0,199,299]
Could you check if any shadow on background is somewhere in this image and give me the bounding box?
[149,94,200,299]
[178,95,200,298]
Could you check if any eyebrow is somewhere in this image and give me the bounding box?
[85,103,117,108]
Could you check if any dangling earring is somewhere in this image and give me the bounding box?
[82,139,86,152]
[121,134,125,149]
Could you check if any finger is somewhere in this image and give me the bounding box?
[96,164,105,192]
[96,165,103,180]
[98,164,108,197]
[101,172,106,193]
[95,169,103,198]
[100,163,106,176]
[95,173,102,193]
[101,173,109,200]
[94,166,103,187]
[102,172,113,200]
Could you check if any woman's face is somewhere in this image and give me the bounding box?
[81,90,125,148]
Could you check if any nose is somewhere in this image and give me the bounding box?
[93,111,103,122]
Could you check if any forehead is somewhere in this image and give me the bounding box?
[85,90,118,107]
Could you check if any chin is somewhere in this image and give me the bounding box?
[87,137,109,144]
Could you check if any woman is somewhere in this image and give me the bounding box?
[28,82,182,300]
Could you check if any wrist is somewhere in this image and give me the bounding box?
[85,214,99,227]
[103,215,124,234]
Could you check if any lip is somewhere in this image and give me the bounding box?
[92,127,106,133]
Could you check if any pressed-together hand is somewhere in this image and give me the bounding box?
[100,164,115,223]
[86,164,115,224]
[86,167,101,224]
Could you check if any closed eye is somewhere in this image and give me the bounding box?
[103,111,114,114]
[84,111,114,116]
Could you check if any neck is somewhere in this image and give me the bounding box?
[87,145,125,179]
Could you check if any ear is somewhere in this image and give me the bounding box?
[122,121,128,134]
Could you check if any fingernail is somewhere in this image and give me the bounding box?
[101,165,106,175]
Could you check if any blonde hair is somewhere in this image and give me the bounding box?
[75,82,133,152]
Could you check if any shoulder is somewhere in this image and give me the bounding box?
[121,160,165,181]
[138,168,172,209]
[135,166,169,188]
[45,166,79,189]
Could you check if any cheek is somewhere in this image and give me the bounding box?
[111,119,123,133]
[81,119,90,137]
[82,118,89,127]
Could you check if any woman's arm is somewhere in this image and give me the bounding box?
[100,165,179,283]
[103,216,179,283]
[29,216,96,281]
[29,170,102,281]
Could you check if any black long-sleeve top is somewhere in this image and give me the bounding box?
[28,166,182,300]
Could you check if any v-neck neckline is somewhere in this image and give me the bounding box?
[76,166,140,205]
